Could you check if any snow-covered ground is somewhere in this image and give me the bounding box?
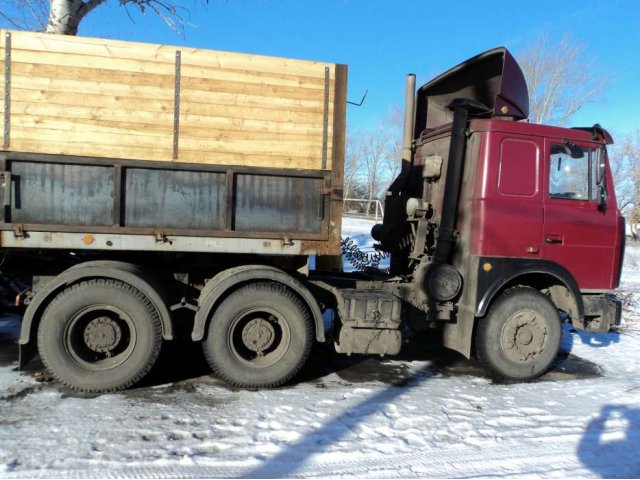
[0,218,639,478]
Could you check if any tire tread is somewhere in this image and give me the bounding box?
[37,278,162,393]
[202,281,313,389]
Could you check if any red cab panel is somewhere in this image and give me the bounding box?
[470,119,622,291]
[472,130,543,259]
[541,138,619,290]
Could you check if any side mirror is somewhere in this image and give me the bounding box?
[598,184,607,213]
[597,148,607,213]
[598,160,606,185]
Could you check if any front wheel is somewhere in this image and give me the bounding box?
[202,282,313,388]
[475,287,561,381]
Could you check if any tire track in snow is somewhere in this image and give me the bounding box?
[1,437,596,479]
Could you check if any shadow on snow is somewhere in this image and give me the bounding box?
[578,404,640,478]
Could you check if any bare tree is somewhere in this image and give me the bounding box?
[0,0,48,31]
[344,108,404,217]
[382,106,403,182]
[344,133,363,201]
[0,0,208,35]
[609,130,640,236]
[518,32,608,126]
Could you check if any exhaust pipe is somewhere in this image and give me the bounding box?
[402,74,416,163]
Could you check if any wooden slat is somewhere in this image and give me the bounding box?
[180,74,333,101]
[9,29,336,79]
[12,87,174,114]
[180,102,326,125]
[179,137,323,158]
[180,114,330,136]
[180,88,330,112]
[12,101,174,127]
[12,48,328,90]
[11,121,173,148]
[12,63,331,102]
[13,62,175,89]
[10,119,332,166]
[9,138,171,162]
[11,102,331,137]
[178,150,323,170]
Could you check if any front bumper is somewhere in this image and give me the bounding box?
[582,293,622,332]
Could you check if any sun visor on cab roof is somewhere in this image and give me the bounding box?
[413,47,529,135]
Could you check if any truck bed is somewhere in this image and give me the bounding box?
[0,31,346,256]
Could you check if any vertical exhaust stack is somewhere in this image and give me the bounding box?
[402,74,417,164]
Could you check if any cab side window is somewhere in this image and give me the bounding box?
[549,143,599,201]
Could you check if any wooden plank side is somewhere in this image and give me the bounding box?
[10,118,331,166]
[13,63,332,103]
[9,30,336,79]
[177,56,336,170]
[12,48,328,90]
[10,100,333,137]
[3,29,344,171]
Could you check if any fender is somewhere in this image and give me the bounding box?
[475,257,585,321]
[192,265,325,343]
[19,261,173,368]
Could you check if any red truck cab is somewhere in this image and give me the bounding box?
[374,47,623,380]
[470,119,623,291]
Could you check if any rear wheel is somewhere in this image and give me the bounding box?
[37,279,162,392]
[476,287,561,381]
[202,282,313,388]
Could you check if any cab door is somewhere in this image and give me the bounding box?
[541,139,618,290]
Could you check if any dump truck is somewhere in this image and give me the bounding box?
[0,30,624,392]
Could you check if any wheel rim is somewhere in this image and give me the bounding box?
[227,307,291,368]
[64,304,137,371]
[499,309,549,363]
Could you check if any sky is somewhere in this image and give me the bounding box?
[5,0,640,136]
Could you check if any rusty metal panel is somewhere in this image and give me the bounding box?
[10,161,113,225]
[124,168,226,229]
[235,174,323,233]
[0,231,306,255]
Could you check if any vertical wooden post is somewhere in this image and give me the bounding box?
[3,32,11,150]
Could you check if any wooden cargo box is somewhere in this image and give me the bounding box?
[0,30,346,171]
[0,31,347,256]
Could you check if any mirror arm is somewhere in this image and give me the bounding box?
[598,185,607,213]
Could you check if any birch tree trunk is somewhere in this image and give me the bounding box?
[46,0,105,35]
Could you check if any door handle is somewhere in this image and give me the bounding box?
[545,237,563,244]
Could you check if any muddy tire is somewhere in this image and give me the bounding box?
[37,279,162,393]
[476,287,561,381]
[202,282,313,388]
